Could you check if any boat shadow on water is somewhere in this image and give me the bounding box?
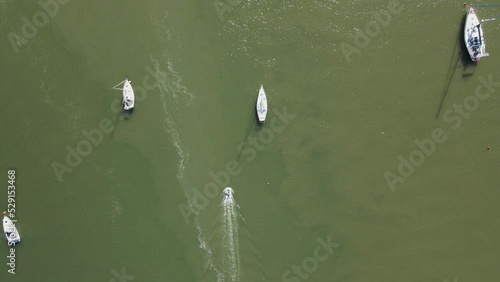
[109,108,134,137]
[123,108,134,120]
[435,14,477,118]
[237,109,258,160]
[236,95,268,160]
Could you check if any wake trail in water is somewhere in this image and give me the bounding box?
[150,54,194,197]
[150,51,224,281]
[221,188,240,282]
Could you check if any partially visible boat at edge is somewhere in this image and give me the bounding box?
[112,77,135,111]
[256,85,267,124]
[464,6,489,62]
[3,215,20,245]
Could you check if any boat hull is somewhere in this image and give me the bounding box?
[122,78,135,110]
[464,7,488,61]
[256,85,267,123]
[3,216,20,245]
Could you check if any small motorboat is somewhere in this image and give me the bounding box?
[112,77,135,110]
[256,85,267,124]
[3,215,20,245]
[223,187,234,202]
[464,6,489,61]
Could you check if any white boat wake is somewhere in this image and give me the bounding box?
[150,55,193,198]
[150,54,223,281]
[221,187,240,282]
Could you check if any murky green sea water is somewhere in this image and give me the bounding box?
[1,0,500,281]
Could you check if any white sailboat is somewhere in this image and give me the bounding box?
[112,78,135,110]
[256,85,267,124]
[464,6,489,61]
[3,215,20,245]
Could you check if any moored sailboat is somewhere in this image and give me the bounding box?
[464,6,489,61]
[112,77,135,111]
[256,85,267,124]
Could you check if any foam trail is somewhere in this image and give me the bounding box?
[150,54,223,281]
[150,54,193,198]
[151,10,222,280]
[221,187,240,282]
